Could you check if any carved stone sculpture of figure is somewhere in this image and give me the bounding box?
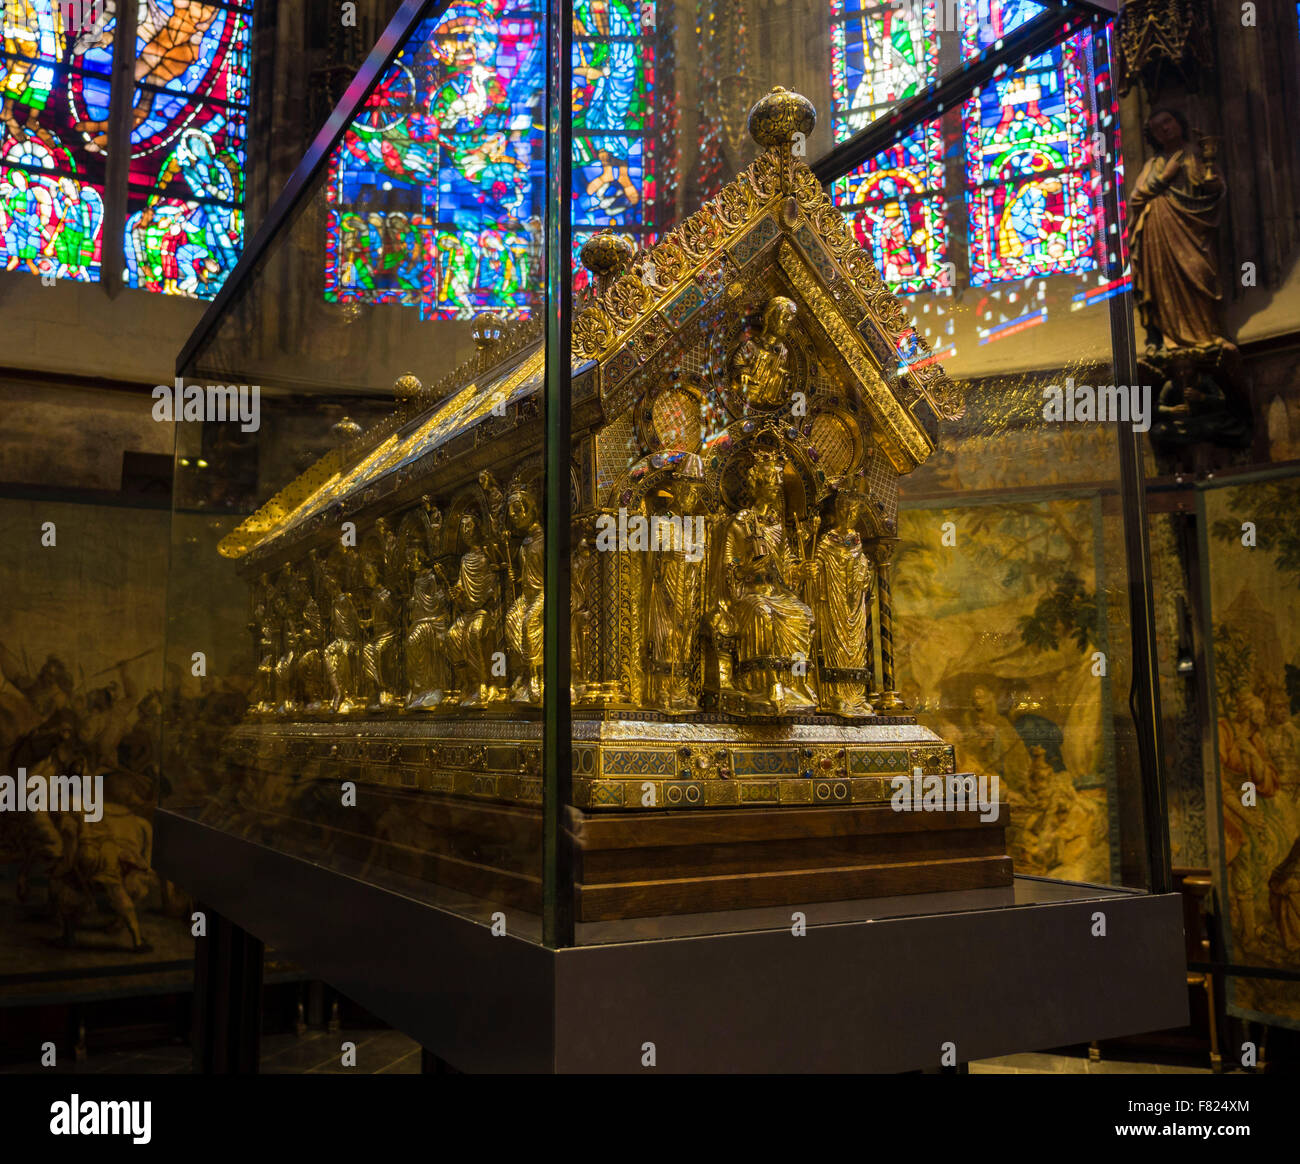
[710,450,816,715]
[1150,349,1251,446]
[361,550,400,709]
[1128,108,1229,352]
[505,484,544,704]
[445,512,504,707]
[811,488,875,717]
[646,455,709,712]
[323,562,364,715]
[729,296,798,409]
[405,544,451,710]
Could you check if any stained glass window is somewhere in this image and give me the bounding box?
[966,0,1043,44]
[829,0,948,294]
[571,0,655,293]
[0,0,114,281]
[830,0,1107,292]
[325,2,545,320]
[122,0,255,299]
[962,1,1104,285]
[324,0,657,318]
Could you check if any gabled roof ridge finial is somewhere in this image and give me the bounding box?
[747,85,817,206]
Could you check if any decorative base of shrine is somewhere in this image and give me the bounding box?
[570,716,954,810]
[217,717,1003,922]
[223,715,957,813]
[205,783,1009,923]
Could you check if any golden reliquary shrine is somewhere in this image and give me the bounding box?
[214,89,1011,922]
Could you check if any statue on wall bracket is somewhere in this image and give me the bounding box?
[1128,107,1251,450]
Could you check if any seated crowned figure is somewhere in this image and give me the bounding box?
[709,448,817,715]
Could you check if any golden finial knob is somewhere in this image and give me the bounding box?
[747,86,816,150]
[579,232,636,280]
[331,416,362,442]
[472,312,506,353]
[394,373,422,404]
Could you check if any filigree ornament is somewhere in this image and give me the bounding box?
[750,151,780,197]
[839,249,883,291]
[574,306,617,359]
[678,213,720,261]
[869,292,907,333]
[649,239,688,285]
[631,253,665,291]
[811,205,851,253]
[715,181,757,229]
[605,275,654,327]
[927,371,966,421]
[792,165,822,207]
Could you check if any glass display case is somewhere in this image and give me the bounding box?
[156,0,1185,1071]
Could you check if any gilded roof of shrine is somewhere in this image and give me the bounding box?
[218,87,960,563]
[569,139,961,472]
[217,338,543,560]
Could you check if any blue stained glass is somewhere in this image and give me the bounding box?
[962,7,1103,285]
[831,4,936,129]
[122,1,254,298]
[574,135,644,228]
[830,1,945,294]
[962,0,1044,56]
[325,3,546,319]
[326,0,656,317]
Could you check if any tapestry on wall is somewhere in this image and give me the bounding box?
[1204,475,1300,1029]
[892,494,1116,884]
[0,500,231,1002]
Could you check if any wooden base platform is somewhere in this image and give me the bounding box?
[218,781,1010,923]
[569,801,1011,921]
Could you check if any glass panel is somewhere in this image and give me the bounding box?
[561,7,1144,950]
[160,2,1154,955]
[835,118,949,293]
[161,1,552,942]
[323,2,546,319]
[878,21,1150,893]
[831,0,939,131]
[319,1,661,310]
[962,24,1103,286]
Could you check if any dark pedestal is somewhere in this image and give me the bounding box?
[157,808,1187,1074]
[191,905,264,1074]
